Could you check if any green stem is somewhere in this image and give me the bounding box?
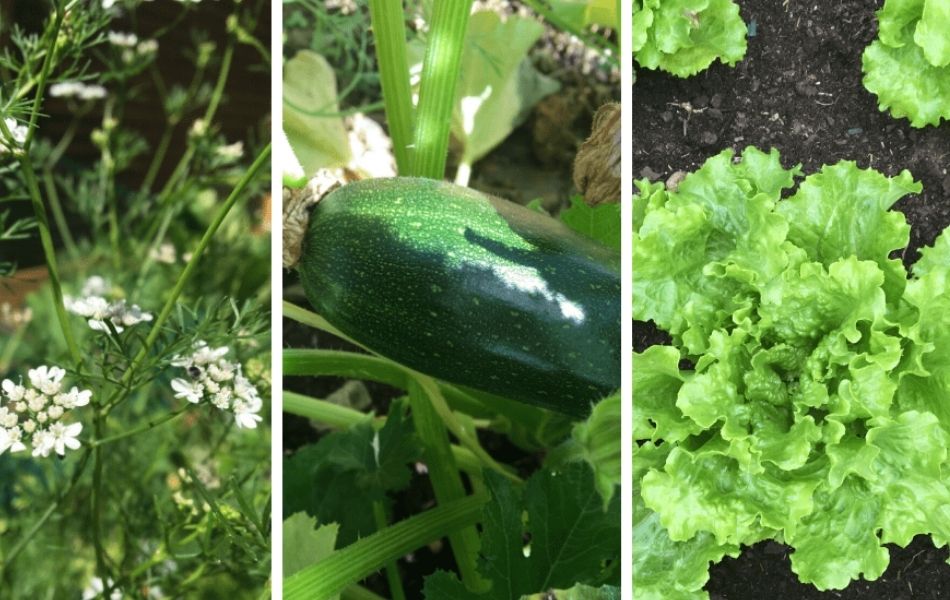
[140,125,174,194]
[42,168,78,257]
[0,324,27,373]
[22,8,63,150]
[340,585,388,600]
[15,7,80,365]
[372,502,407,600]
[283,390,377,429]
[282,391,489,476]
[92,416,109,575]
[408,376,488,592]
[368,0,415,173]
[21,158,80,364]
[521,0,620,65]
[282,301,354,344]
[410,0,474,179]
[284,494,485,600]
[90,407,189,447]
[0,447,93,572]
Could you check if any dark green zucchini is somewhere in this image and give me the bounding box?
[298,177,620,418]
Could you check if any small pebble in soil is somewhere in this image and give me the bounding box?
[847,127,864,136]
[711,93,723,108]
[666,171,687,191]
[708,108,723,120]
[639,166,660,181]
[700,131,718,146]
[795,80,818,96]
[661,111,673,123]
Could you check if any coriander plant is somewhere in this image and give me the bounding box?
[0,1,271,597]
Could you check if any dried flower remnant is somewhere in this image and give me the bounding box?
[0,365,91,458]
[170,341,264,429]
[49,81,108,100]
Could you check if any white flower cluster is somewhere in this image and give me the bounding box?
[82,576,163,600]
[0,302,32,330]
[170,342,263,429]
[148,242,178,264]
[49,81,108,100]
[215,140,244,161]
[0,366,89,458]
[65,276,153,333]
[1,117,27,154]
[101,0,218,11]
[107,31,159,63]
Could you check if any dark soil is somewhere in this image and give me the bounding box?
[634,0,950,598]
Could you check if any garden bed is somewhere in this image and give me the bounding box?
[633,0,950,597]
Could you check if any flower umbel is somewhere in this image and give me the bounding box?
[170,342,263,429]
[0,366,90,458]
[65,275,153,333]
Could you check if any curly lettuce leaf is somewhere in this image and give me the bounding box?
[915,0,950,67]
[633,148,799,353]
[633,0,747,77]
[863,0,950,127]
[634,147,950,594]
[776,163,919,301]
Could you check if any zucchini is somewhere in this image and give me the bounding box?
[298,177,620,417]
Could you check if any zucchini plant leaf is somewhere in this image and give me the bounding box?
[570,393,620,507]
[283,400,420,545]
[422,462,620,599]
[548,0,619,29]
[282,513,339,580]
[559,196,621,250]
[282,50,351,181]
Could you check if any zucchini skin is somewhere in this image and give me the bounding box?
[299,177,620,417]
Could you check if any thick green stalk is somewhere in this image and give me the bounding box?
[282,301,354,343]
[368,0,415,173]
[372,502,407,600]
[341,585,387,600]
[408,376,488,591]
[410,0,474,178]
[284,494,485,600]
[282,391,488,475]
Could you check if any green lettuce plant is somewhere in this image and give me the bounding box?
[634,147,950,598]
[862,0,950,127]
[633,0,747,77]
